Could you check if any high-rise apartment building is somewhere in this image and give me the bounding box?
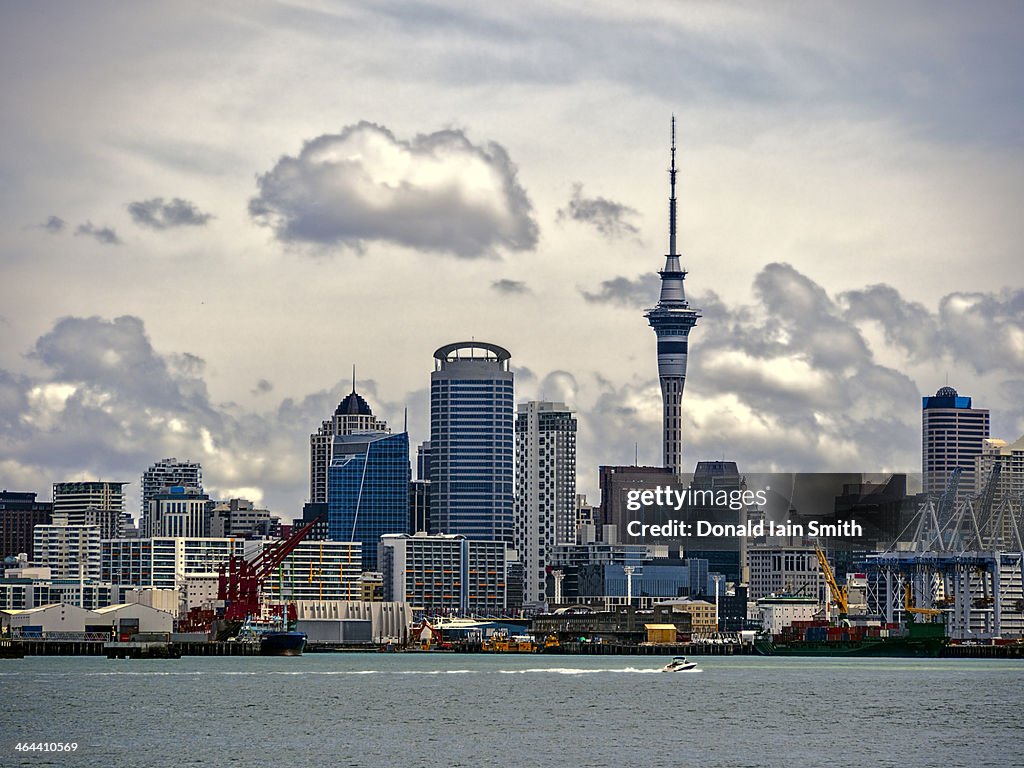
[514,401,578,606]
[1,491,52,560]
[645,118,700,476]
[102,537,244,594]
[251,539,363,603]
[379,532,507,616]
[429,342,514,543]
[976,435,1024,502]
[52,481,126,539]
[326,431,410,571]
[143,486,210,538]
[140,458,202,516]
[32,522,102,581]
[310,379,388,504]
[208,498,277,538]
[922,386,990,498]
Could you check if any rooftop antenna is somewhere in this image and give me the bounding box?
[669,114,677,258]
[403,407,408,433]
[351,364,356,393]
[635,442,639,467]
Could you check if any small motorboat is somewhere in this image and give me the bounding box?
[661,656,698,672]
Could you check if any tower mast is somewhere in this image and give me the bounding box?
[645,117,701,476]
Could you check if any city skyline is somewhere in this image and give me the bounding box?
[2,3,1023,514]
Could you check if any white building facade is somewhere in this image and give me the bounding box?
[514,401,577,607]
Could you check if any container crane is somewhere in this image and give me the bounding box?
[904,584,943,619]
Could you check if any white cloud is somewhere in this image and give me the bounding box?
[249,121,538,258]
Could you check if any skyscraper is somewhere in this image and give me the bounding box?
[922,386,990,498]
[141,458,202,516]
[0,491,52,560]
[430,342,514,543]
[33,522,101,581]
[327,431,410,571]
[514,401,577,606]
[645,117,701,476]
[310,373,389,504]
[52,481,127,539]
[144,486,210,538]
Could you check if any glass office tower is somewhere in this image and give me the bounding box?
[430,342,514,543]
[327,431,411,571]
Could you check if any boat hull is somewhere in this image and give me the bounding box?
[755,638,946,657]
[260,631,307,657]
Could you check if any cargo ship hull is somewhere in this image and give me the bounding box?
[756,622,947,658]
[755,637,946,657]
[260,631,306,657]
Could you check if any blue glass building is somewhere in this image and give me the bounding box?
[430,342,514,543]
[327,431,411,571]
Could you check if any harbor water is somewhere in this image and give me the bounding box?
[1,654,1021,767]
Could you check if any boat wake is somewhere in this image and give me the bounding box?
[2,667,700,678]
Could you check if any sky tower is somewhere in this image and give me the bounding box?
[645,117,701,476]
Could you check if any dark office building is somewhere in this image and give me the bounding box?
[1,491,53,560]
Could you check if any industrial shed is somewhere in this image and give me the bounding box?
[92,603,174,638]
[1,604,97,636]
[645,623,680,644]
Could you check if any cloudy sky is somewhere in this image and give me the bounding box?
[2,1,1022,516]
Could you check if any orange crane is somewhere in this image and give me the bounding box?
[904,584,943,618]
[814,544,848,620]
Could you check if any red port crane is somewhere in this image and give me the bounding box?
[218,516,323,621]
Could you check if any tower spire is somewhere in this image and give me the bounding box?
[669,114,677,258]
[645,115,701,476]
[352,364,356,393]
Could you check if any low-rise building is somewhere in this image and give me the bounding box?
[294,600,412,644]
[757,594,819,636]
[656,597,718,634]
[747,544,824,601]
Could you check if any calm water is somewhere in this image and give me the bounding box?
[1,653,1022,767]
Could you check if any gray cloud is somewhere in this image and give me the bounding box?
[557,183,640,239]
[252,378,274,395]
[491,279,530,295]
[249,121,539,258]
[841,284,1024,374]
[575,263,1024,481]
[128,197,213,230]
[580,273,660,307]
[539,371,578,406]
[2,315,361,513]
[74,221,121,245]
[40,215,65,234]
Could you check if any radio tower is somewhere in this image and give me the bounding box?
[645,117,701,476]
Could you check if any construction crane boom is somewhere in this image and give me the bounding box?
[218,516,323,621]
[814,543,848,617]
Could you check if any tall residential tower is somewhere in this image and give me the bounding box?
[514,401,578,606]
[140,458,202,516]
[645,117,701,476]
